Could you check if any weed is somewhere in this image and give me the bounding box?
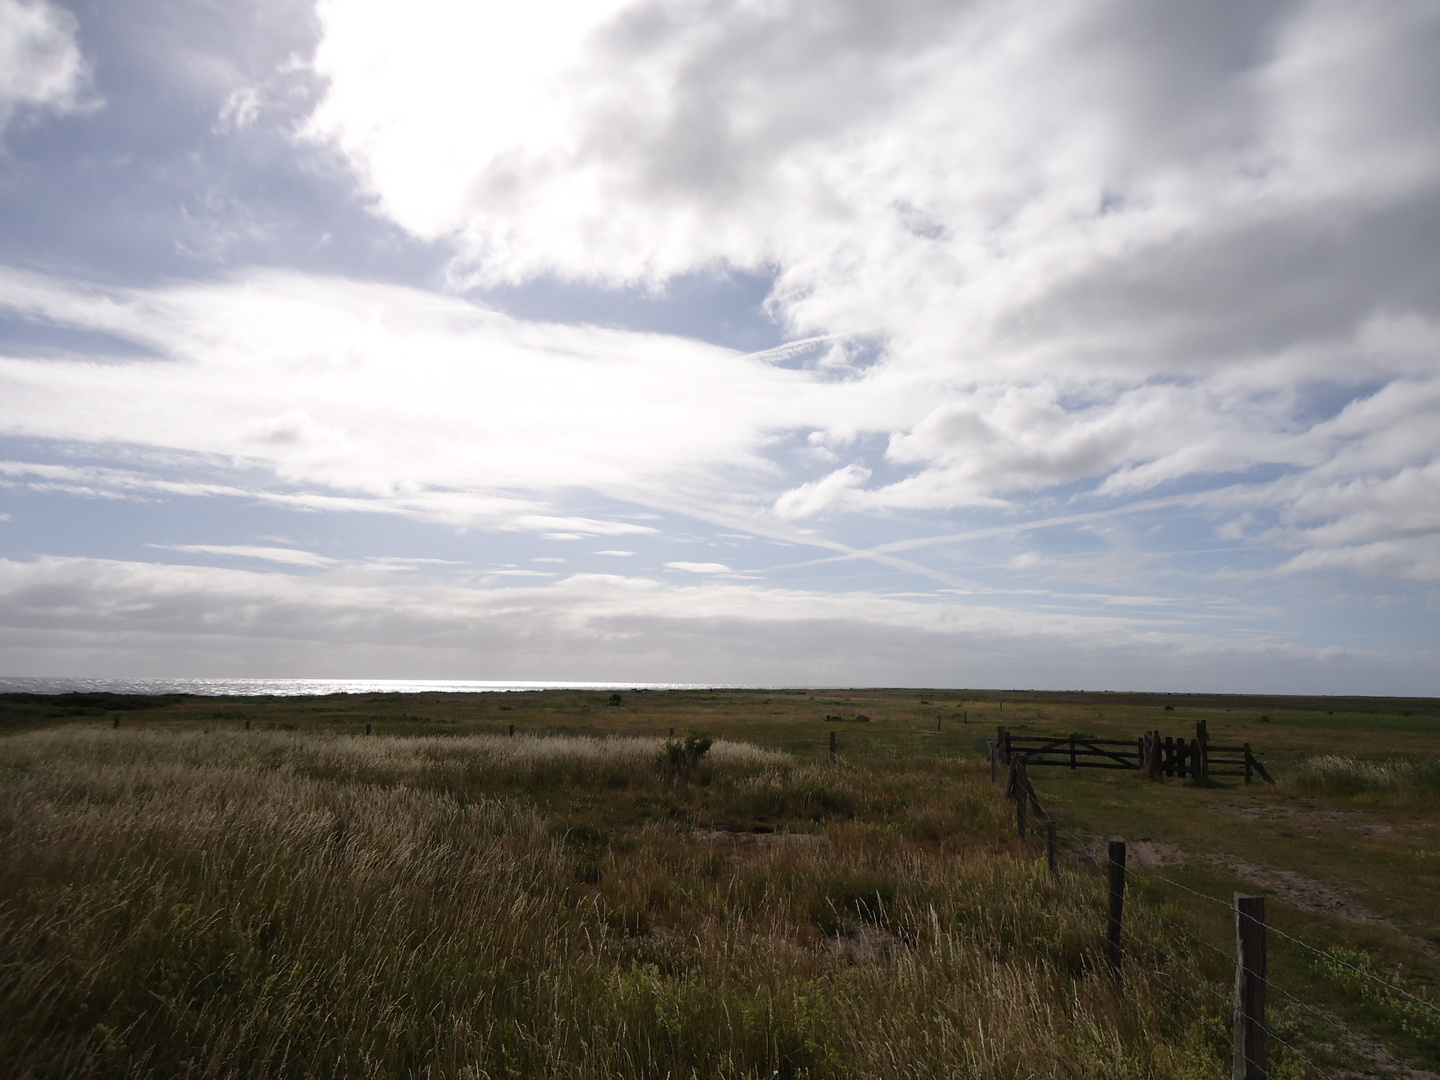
[1311,947,1440,1047]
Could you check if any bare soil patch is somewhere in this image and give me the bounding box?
[1088,837,1186,868]
[1207,856,1381,922]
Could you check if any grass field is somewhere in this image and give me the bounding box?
[1,688,1436,1079]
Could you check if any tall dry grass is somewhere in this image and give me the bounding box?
[1289,754,1440,799]
[1,728,1226,1079]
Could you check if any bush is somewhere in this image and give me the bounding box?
[656,729,713,773]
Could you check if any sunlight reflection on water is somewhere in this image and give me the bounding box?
[0,677,759,696]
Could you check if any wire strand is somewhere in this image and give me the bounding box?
[1146,968,1341,1080]
[1045,818,1440,1018]
[1265,925,1440,1017]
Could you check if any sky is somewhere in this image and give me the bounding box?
[0,0,1438,692]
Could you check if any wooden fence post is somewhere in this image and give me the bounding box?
[1069,733,1077,770]
[1164,735,1174,776]
[937,715,942,732]
[1016,788,1028,839]
[1244,743,1253,785]
[509,723,515,737]
[669,727,675,737]
[365,723,372,736]
[1107,840,1127,986]
[112,716,119,730]
[829,730,837,761]
[245,719,250,731]
[988,739,998,782]
[1234,894,1267,1080]
[1047,821,1058,880]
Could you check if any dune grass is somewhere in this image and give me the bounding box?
[1289,754,1440,799]
[0,725,1234,1079]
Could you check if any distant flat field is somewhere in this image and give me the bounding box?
[6,684,1433,749]
[2,688,1436,1078]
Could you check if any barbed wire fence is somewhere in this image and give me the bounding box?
[987,741,1439,1080]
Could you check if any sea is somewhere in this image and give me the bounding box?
[0,678,737,697]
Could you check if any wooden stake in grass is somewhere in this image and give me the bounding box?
[112,716,119,730]
[245,719,250,731]
[509,724,515,737]
[1004,756,1045,824]
[1107,840,1126,986]
[1233,894,1267,1080]
[365,723,372,736]
[988,739,998,782]
[829,729,837,761]
[1016,789,1028,839]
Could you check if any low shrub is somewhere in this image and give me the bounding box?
[656,728,713,773]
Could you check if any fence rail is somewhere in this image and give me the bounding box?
[995,720,1272,784]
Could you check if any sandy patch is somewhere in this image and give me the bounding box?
[1348,824,1398,836]
[1088,837,1186,868]
[1202,802,1359,822]
[825,923,900,965]
[1207,856,1381,923]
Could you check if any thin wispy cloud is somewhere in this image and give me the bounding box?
[157,544,337,568]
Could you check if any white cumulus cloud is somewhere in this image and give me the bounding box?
[292,0,1440,583]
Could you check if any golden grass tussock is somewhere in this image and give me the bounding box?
[1,727,1227,1079]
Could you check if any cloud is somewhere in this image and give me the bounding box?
[157,544,337,568]
[0,554,1430,692]
[0,266,810,530]
[773,463,872,519]
[665,561,731,574]
[0,0,97,134]
[289,0,1440,585]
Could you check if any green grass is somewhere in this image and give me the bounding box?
[0,687,1436,1078]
